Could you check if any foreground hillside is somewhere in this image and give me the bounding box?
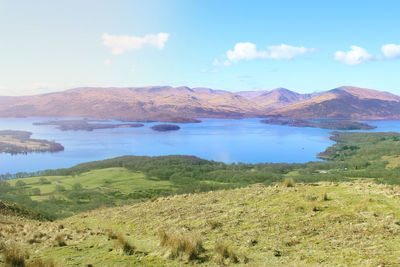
[1,182,400,266]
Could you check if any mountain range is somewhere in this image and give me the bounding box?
[1,85,400,121]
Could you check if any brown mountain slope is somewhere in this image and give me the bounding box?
[1,85,400,120]
[0,86,265,121]
[338,86,400,101]
[270,87,400,119]
[236,88,315,111]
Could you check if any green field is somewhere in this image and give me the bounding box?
[1,168,175,218]
[8,168,173,200]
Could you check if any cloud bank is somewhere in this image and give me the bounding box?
[214,42,316,66]
[102,32,170,55]
[335,44,400,65]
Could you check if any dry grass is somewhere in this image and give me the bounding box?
[28,259,56,267]
[159,230,205,261]
[322,188,328,201]
[1,244,28,267]
[105,229,118,240]
[54,234,66,247]
[2,182,400,266]
[283,178,294,187]
[115,234,136,255]
[214,241,239,265]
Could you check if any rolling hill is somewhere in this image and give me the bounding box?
[0,86,263,121]
[270,86,400,119]
[1,85,400,120]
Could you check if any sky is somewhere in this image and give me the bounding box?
[0,0,400,96]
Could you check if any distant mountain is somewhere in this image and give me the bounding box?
[270,86,400,119]
[1,85,400,121]
[237,88,316,111]
[0,86,264,121]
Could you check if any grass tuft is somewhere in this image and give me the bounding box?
[28,258,57,267]
[159,230,204,261]
[105,229,118,240]
[215,241,239,265]
[322,188,329,201]
[115,234,136,255]
[283,178,294,187]
[54,234,67,247]
[1,244,28,267]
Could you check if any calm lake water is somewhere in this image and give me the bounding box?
[0,117,399,174]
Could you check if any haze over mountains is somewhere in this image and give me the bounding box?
[1,85,400,121]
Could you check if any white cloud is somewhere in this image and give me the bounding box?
[226,42,263,62]
[334,46,374,65]
[102,32,170,55]
[266,44,317,59]
[214,42,315,66]
[382,44,400,59]
[130,68,135,73]
[104,59,111,66]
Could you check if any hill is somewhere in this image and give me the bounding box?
[237,88,315,111]
[2,85,400,121]
[1,182,400,266]
[1,131,400,265]
[0,86,263,121]
[0,199,47,221]
[270,86,400,119]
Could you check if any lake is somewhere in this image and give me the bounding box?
[0,118,398,174]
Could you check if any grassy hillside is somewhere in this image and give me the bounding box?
[2,168,174,219]
[1,131,400,219]
[0,200,47,221]
[1,181,400,266]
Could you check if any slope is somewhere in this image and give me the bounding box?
[1,182,400,266]
[270,86,400,119]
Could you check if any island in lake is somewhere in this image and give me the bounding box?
[151,124,181,132]
[33,119,144,131]
[0,130,64,155]
[260,118,376,130]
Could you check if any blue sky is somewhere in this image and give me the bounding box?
[1,0,400,95]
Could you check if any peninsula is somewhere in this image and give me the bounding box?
[0,130,64,154]
[260,118,376,130]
